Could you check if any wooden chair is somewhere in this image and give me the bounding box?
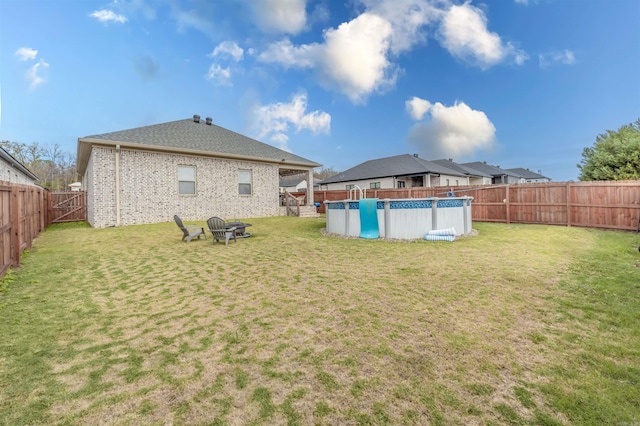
[207,216,237,246]
[174,215,206,242]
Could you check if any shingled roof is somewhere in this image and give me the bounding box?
[279,173,307,187]
[77,117,320,175]
[320,154,466,184]
[460,161,523,178]
[431,159,492,177]
[505,168,549,180]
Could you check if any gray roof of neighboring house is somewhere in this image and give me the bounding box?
[0,146,39,182]
[506,168,550,180]
[279,174,306,187]
[320,154,467,184]
[461,161,524,178]
[431,159,492,177]
[77,116,320,175]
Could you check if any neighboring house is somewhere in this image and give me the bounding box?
[279,173,319,193]
[76,115,320,228]
[0,146,39,186]
[318,154,470,190]
[461,162,526,184]
[68,182,83,191]
[505,168,551,183]
[431,159,492,185]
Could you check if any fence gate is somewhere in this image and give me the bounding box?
[51,191,86,223]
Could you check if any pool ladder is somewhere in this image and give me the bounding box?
[349,185,367,200]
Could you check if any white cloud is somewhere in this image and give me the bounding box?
[514,0,529,4]
[258,0,526,102]
[406,96,432,120]
[207,42,244,85]
[437,2,526,69]
[90,9,128,24]
[14,47,38,61]
[257,38,316,68]
[26,59,49,90]
[205,64,232,86]
[256,1,443,103]
[210,41,244,62]
[259,12,396,104]
[251,92,331,151]
[14,47,49,90]
[539,49,576,69]
[407,98,496,158]
[248,0,307,34]
[359,0,443,54]
[317,13,396,103]
[513,49,529,65]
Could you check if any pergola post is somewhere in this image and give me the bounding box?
[307,169,315,205]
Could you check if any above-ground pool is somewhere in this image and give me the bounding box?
[324,197,473,240]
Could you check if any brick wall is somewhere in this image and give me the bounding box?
[85,146,283,228]
[0,159,39,186]
[84,147,118,227]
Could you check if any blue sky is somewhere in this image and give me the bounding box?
[1,0,639,181]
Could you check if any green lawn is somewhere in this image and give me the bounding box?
[1,217,639,425]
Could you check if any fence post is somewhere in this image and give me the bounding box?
[39,189,44,232]
[566,182,572,227]
[505,185,511,224]
[11,186,20,268]
[25,189,30,249]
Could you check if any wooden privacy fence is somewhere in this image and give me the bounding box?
[305,181,640,232]
[0,183,50,278]
[0,185,88,279]
[51,191,87,223]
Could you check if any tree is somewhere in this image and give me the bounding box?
[577,119,640,181]
[314,166,339,180]
[0,140,29,164]
[0,140,76,190]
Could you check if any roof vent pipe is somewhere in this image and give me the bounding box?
[205,117,212,125]
[413,153,418,157]
[193,114,200,123]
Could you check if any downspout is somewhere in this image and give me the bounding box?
[115,144,121,226]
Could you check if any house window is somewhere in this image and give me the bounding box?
[397,181,405,188]
[456,180,459,186]
[346,184,355,190]
[178,165,196,195]
[238,169,252,195]
[370,182,381,189]
[445,178,450,186]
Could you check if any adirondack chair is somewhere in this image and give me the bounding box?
[207,216,237,246]
[174,215,206,242]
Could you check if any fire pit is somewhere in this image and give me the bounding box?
[225,221,252,237]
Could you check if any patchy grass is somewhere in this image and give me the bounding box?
[0,217,639,425]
